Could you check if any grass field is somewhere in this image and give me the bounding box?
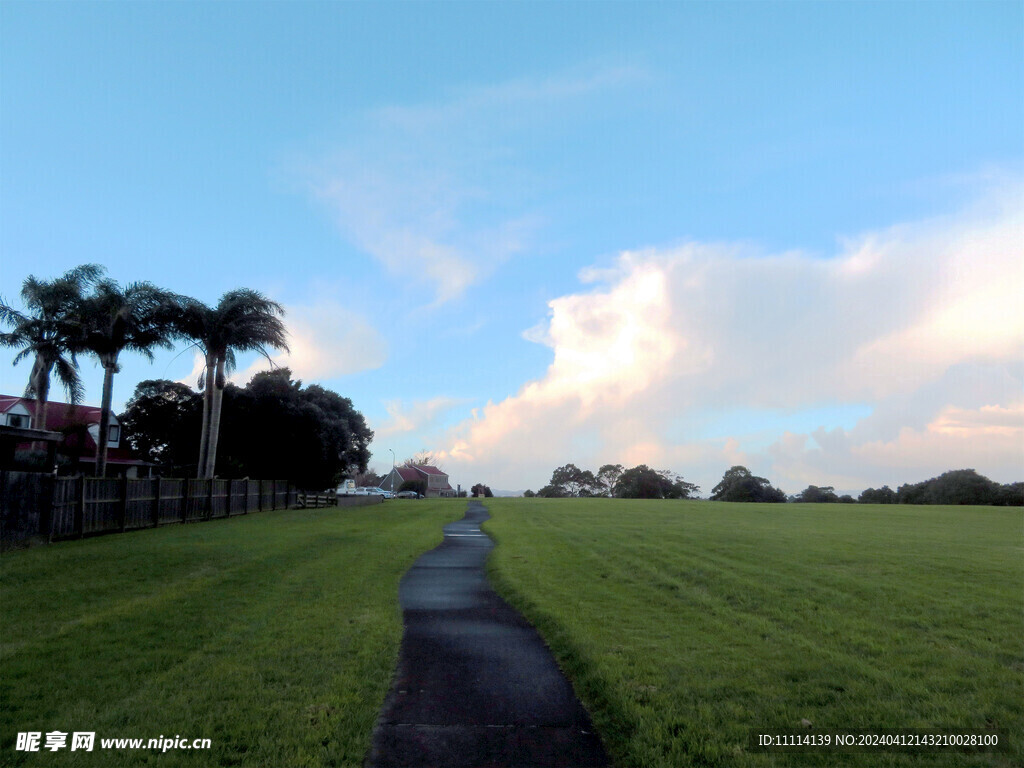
[0,500,463,767]
[483,498,1023,768]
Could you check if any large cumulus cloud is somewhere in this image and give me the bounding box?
[436,183,1023,494]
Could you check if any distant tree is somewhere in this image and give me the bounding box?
[792,485,840,503]
[470,483,493,498]
[523,489,536,498]
[837,494,855,503]
[536,484,566,498]
[710,465,786,503]
[596,463,624,497]
[120,380,203,474]
[897,469,1008,505]
[354,471,383,488]
[404,450,443,469]
[659,469,700,499]
[995,482,1024,506]
[547,463,600,497]
[858,485,897,504]
[613,465,699,499]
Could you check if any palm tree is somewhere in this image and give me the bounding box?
[175,290,288,478]
[0,265,103,432]
[81,279,177,477]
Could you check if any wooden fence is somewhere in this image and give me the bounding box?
[1,472,301,547]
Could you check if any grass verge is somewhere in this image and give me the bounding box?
[1,500,463,767]
[483,498,1022,767]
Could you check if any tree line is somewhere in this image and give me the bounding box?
[524,463,700,499]
[1,264,370,485]
[523,463,1021,506]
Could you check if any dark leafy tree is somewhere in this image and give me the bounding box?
[613,465,699,499]
[858,485,897,504]
[548,463,600,497]
[995,482,1023,506]
[536,484,566,498]
[792,485,840,503]
[470,483,493,497]
[710,465,786,503]
[838,494,856,503]
[523,489,536,498]
[896,469,1017,506]
[596,463,624,497]
[120,380,203,474]
[120,370,370,489]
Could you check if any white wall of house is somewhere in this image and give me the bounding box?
[86,415,121,448]
[2,403,34,429]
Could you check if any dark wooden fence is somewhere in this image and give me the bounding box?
[1,472,303,548]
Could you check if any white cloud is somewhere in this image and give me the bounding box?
[433,181,1024,494]
[372,396,467,440]
[304,66,645,305]
[230,300,387,385]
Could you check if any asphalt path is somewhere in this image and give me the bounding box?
[366,501,608,768]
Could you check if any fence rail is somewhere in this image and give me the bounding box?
[1,472,303,547]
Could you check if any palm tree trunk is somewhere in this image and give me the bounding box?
[29,356,50,432]
[203,356,226,479]
[197,352,215,478]
[95,359,116,477]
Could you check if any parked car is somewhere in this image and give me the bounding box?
[336,480,356,495]
[365,487,393,499]
[395,490,421,499]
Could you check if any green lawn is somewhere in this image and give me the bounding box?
[0,500,463,767]
[483,498,1023,768]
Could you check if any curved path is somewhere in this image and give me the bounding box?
[366,501,608,768]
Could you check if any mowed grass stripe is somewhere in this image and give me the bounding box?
[483,499,1022,767]
[1,501,463,767]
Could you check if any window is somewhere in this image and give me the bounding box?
[7,414,29,429]
[108,424,120,444]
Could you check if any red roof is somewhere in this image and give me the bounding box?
[392,466,421,483]
[415,464,447,476]
[1,395,147,466]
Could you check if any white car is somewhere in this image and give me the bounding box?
[366,487,393,499]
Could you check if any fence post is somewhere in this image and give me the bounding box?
[207,479,214,520]
[75,476,86,538]
[226,481,232,518]
[41,473,56,543]
[244,479,249,514]
[119,476,129,532]
[182,479,190,524]
[152,476,162,528]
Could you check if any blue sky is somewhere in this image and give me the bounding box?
[2,1,1021,494]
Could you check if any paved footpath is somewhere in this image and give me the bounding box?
[366,501,608,768]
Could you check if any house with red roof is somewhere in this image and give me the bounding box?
[0,395,151,476]
[380,463,456,497]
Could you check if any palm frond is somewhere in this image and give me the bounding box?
[53,356,85,404]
